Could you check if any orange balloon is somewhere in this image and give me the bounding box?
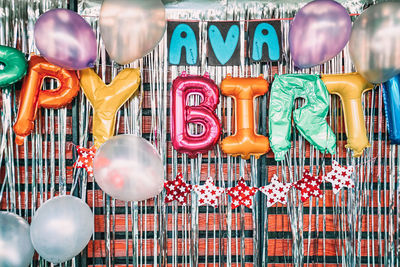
[79,68,141,148]
[13,55,80,145]
[321,72,374,157]
[220,74,270,159]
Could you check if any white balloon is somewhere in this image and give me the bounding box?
[0,212,34,267]
[93,135,164,202]
[30,195,94,264]
[99,0,166,65]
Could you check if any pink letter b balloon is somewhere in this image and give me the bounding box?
[34,9,97,70]
[289,0,351,69]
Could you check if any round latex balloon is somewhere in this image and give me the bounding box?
[289,0,351,69]
[30,195,94,264]
[349,2,400,83]
[0,212,34,267]
[34,9,97,70]
[99,0,166,65]
[93,135,164,202]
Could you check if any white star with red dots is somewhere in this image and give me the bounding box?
[259,175,292,207]
[226,178,258,209]
[74,145,96,177]
[193,177,224,208]
[293,171,323,202]
[164,173,192,205]
[324,160,355,194]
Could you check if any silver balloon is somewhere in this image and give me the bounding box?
[349,2,400,83]
[30,195,94,264]
[99,0,166,65]
[93,135,164,202]
[0,212,34,267]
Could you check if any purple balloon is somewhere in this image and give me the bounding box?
[34,9,97,70]
[289,0,351,69]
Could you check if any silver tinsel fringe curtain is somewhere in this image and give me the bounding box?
[1,0,399,266]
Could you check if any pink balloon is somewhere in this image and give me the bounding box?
[34,9,97,70]
[171,72,221,158]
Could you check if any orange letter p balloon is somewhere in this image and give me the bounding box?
[221,74,269,159]
[13,55,80,145]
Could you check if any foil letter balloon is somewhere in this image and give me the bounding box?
[13,55,80,145]
[0,45,27,87]
[269,74,336,161]
[171,72,221,157]
[79,68,141,148]
[349,2,400,83]
[221,74,269,159]
[0,212,35,267]
[289,0,351,68]
[34,9,97,70]
[382,74,400,144]
[322,73,374,157]
[99,0,166,65]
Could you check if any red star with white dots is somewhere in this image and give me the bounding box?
[293,171,323,202]
[74,145,96,177]
[227,177,258,209]
[164,173,192,205]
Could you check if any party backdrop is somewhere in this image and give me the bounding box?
[1,0,399,266]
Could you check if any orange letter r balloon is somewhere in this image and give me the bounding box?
[221,74,269,159]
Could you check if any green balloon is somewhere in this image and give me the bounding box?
[0,45,27,87]
[269,74,336,161]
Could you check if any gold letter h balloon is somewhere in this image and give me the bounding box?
[79,68,141,148]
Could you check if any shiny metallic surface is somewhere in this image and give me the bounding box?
[0,212,34,267]
[99,0,166,65]
[30,195,94,264]
[34,9,97,70]
[349,2,400,83]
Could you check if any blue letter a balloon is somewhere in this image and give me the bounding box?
[382,74,400,144]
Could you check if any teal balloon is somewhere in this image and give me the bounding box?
[0,45,27,87]
[269,74,336,161]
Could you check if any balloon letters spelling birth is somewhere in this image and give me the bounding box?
[221,74,269,159]
[321,73,374,157]
[269,74,336,161]
[79,68,141,148]
[13,55,79,145]
[171,72,221,157]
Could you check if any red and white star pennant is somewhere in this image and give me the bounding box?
[324,160,355,194]
[193,177,224,208]
[259,175,292,207]
[227,178,258,209]
[293,171,323,202]
[164,173,192,205]
[74,145,96,177]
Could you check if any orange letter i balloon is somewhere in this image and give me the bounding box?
[13,55,80,145]
[221,74,270,159]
